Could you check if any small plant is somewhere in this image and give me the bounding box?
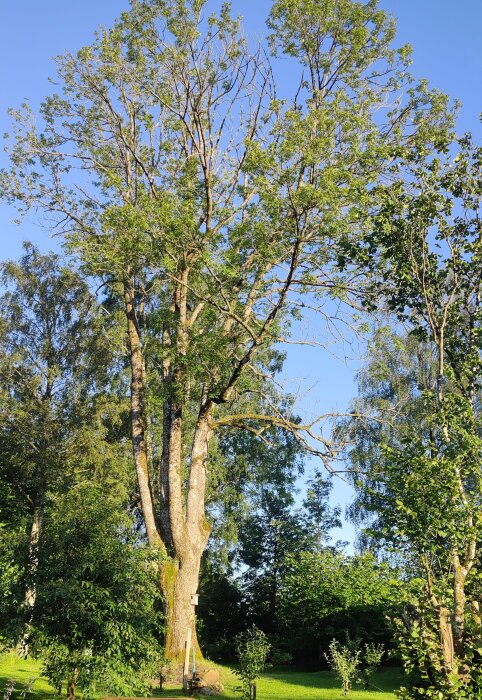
[359,642,385,689]
[324,640,360,696]
[234,626,270,700]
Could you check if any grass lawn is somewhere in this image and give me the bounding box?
[157,666,402,700]
[0,653,402,700]
[0,653,53,700]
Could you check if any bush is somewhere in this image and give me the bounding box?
[359,642,384,689]
[235,626,270,700]
[32,483,164,699]
[324,639,360,696]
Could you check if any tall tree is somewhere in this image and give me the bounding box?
[0,245,128,653]
[0,0,452,658]
[238,469,340,635]
[344,136,482,697]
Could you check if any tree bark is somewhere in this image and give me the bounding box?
[162,547,204,661]
[439,606,454,674]
[453,560,466,655]
[124,276,214,661]
[124,279,162,549]
[161,409,212,660]
[66,669,77,700]
[18,493,44,656]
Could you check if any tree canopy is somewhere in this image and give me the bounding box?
[0,0,462,682]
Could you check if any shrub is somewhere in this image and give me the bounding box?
[235,626,270,700]
[324,639,360,696]
[360,642,384,689]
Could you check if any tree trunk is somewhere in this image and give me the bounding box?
[18,495,44,656]
[439,606,454,674]
[123,273,213,663]
[453,563,466,656]
[124,279,162,550]
[159,400,212,661]
[162,547,204,661]
[66,670,77,700]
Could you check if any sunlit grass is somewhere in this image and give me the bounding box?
[0,653,401,700]
[0,652,53,700]
[158,664,402,699]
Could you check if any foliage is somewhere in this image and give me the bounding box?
[197,560,247,662]
[199,437,341,663]
[234,626,270,700]
[276,550,401,663]
[0,247,163,696]
[343,136,482,697]
[238,469,340,636]
[33,481,163,698]
[324,640,360,695]
[0,245,129,651]
[359,642,385,690]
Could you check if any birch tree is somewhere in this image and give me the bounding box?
[0,245,127,654]
[344,136,482,697]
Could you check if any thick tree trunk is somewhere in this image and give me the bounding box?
[123,272,213,663]
[162,548,204,661]
[159,407,212,661]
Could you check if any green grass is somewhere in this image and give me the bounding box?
[158,665,402,700]
[0,653,402,700]
[0,653,53,700]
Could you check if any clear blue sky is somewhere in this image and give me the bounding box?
[1,0,481,545]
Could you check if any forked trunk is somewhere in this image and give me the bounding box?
[124,274,212,663]
[159,403,212,662]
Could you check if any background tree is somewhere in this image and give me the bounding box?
[0,0,453,659]
[197,422,306,660]
[276,549,401,664]
[0,245,128,654]
[238,469,340,638]
[35,480,163,700]
[343,136,482,697]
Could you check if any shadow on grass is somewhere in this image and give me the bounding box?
[260,667,403,693]
[0,654,54,700]
[0,655,402,700]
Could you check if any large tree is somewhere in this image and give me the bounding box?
[0,0,452,659]
[0,245,128,653]
[344,135,482,697]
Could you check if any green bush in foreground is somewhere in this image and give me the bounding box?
[235,626,270,700]
[324,640,360,696]
[33,483,164,699]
